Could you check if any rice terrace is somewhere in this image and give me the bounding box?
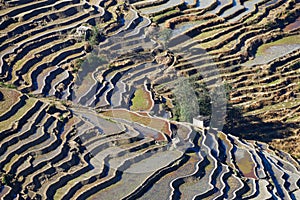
[0,0,300,199]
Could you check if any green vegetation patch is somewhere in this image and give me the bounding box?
[172,79,212,122]
[130,87,152,111]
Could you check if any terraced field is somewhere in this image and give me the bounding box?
[0,0,300,199]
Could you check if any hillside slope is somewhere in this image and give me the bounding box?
[0,0,300,199]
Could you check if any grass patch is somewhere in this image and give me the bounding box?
[130,88,152,111]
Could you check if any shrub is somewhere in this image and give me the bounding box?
[59,115,64,122]
[87,54,107,66]
[89,26,104,45]
[0,82,17,89]
[61,100,69,107]
[172,78,199,122]
[1,174,11,185]
[171,78,228,122]
[27,93,35,98]
[72,58,84,72]
[84,42,93,53]
[157,28,173,48]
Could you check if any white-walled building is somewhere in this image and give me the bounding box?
[193,115,210,129]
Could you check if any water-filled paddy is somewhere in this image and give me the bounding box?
[171,21,204,37]
[244,35,300,66]
[198,0,215,9]
[227,0,262,22]
[140,0,182,15]
[284,17,300,31]
[185,0,195,5]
